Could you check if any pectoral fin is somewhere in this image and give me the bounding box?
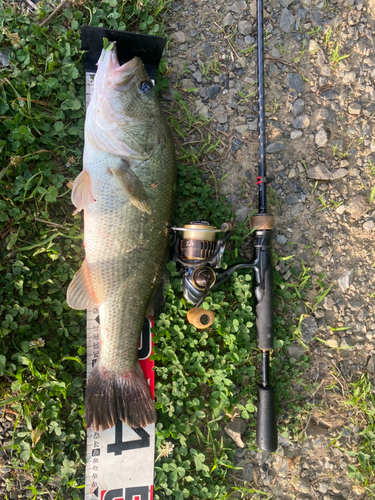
[71,170,95,215]
[67,259,100,310]
[110,162,151,214]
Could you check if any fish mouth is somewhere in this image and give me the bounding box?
[97,44,120,74]
[96,44,143,89]
[111,56,143,89]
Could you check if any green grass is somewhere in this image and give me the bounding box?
[323,27,350,68]
[0,1,316,499]
[370,186,375,204]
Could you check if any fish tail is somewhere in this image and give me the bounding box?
[85,364,156,431]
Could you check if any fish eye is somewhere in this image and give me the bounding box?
[140,81,153,94]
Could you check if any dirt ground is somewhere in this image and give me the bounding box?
[163,0,375,497]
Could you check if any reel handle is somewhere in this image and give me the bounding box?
[187,308,215,329]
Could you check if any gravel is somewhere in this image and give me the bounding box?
[315,128,329,147]
[225,418,247,448]
[338,270,354,292]
[286,72,304,92]
[346,195,369,220]
[171,31,186,43]
[301,315,318,344]
[203,41,213,57]
[276,234,288,244]
[242,463,254,482]
[293,114,310,129]
[348,102,362,115]
[266,141,286,153]
[279,8,295,33]
[229,0,247,14]
[238,20,253,35]
[0,48,10,67]
[332,168,349,179]
[363,220,375,230]
[291,129,303,139]
[307,164,332,180]
[207,84,221,99]
[292,98,305,117]
[162,2,375,495]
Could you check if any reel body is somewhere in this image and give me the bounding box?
[172,221,232,328]
[172,221,232,303]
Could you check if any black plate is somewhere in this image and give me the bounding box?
[81,26,166,80]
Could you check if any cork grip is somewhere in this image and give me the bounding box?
[251,214,274,231]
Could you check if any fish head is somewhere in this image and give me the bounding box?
[94,46,160,121]
[86,44,169,160]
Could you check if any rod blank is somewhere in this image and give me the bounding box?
[257,0,267,214]
[254,0,278,453]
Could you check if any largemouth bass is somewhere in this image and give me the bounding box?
[67,45,176,431]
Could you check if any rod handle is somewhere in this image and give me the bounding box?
[254,247,274,350]
[256,385,278,452]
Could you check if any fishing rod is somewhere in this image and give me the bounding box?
[252,0,278,453]
[172,0,277,452]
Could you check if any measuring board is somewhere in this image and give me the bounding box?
[85,310,155,500]
[84,67,156,500]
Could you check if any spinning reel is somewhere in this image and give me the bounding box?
[172,221,231,328]
[172,221,261,329]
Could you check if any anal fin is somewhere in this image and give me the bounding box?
[71,170,95,215]
[110,160,151,214]
[67,259,99,310]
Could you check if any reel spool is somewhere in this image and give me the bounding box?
[179,222,218,261]
[172,221,232,329]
